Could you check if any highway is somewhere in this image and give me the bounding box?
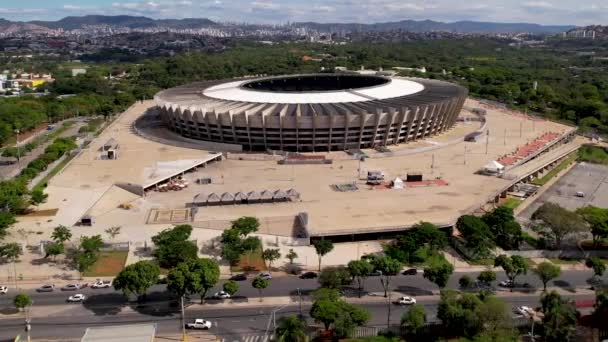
[0,269,601,341]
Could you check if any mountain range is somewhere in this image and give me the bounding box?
[0,15,575,34]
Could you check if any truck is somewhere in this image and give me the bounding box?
[185,319,212,330]
[91,280,112,289]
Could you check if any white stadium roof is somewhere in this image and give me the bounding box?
[203,78,425,104]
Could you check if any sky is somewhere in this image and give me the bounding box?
[0,0,605,26]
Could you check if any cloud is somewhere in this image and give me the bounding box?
[522,1,555,8]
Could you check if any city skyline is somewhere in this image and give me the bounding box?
[1,0,607,26]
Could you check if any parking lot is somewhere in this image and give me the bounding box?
[519,162,608,220]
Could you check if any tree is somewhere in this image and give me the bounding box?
[0,242,22,261]
[347,259,373,297]
[494,255,528,290]
[411,221,447,251]
[190,258,220,304]
[313,240,334,271]
[482,206,523,250]
[459,275,473,289]
[262,248,281,271]
[475,296,512,340]
[252,276,269,302]
[44,242,64,260]
[532,202,586,249]
[276,316,306,342]
[231,216,260,236]
[457,215,495,257]
[401,304,426,336]
[223,280,239,296]
[532,262,561,291]
[152,225,198,268]
[13,293,32,311]
[74,251,96,278]
[0,211,16,240]
[540,291,577,342]
[310,299,341,331]
[310,297,369,335]
[80,235,103,254]
[372,256,402,297]
[585,257,606,279]
[104,226,121,241]
[318,266,351,289]
[594,290,608,323]
[477,270,497,286]
[113,260,160,301]
[51,225,72,243]
[30,188,48,207]
[286,249,298,265]
[577,206,608,247]
[166,262,192,298]
[423,260,454,289]
[437,289,483,337]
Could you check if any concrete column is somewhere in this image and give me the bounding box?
[393,108,408,144]
[404,108,416,143]
[246,113,253,151]
[383,109,396,146]
[312,113,317,152]
[414,106,429,141]
[343,114,349,150]
[204,112,212,140]
[357,112,366,148]
[262,114,269,151]
[328,115,334,151]
[370,111,381,147]
[278,115,283,151]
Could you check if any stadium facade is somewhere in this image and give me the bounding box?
[155,74,468,152]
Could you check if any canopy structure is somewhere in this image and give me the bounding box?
[286,188,301,200]
[191,189,300,206]
[235,192,247,202]
[221,192,235,203]
[392,177,404,189]
[247,191,261,202]
[273,189,288,201]
[484,160,505,172]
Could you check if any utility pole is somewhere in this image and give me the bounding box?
[180,295,186,341]
[297,288,303,318]
[25,303,31,342]
[504,128,507,146]
[386,280,391,330]
[520,122,523,137]
[463,145,467,165]
[15,129,20,163]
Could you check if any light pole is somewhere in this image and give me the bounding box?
[180,295,186,341]
[15,129,20,163]
[297,288,303,319]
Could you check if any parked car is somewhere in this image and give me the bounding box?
[258,272,272,280]
[299,272,318,279]
[91,280,112,289]
[514,306,535,317]
[211,291,231,299]
[575,191,585,198]
[369,270,383,277]
[498,280,514,288]
[185,319,212,330]
[395,296,417,305]
[0,286,7,294]
[67,294,86,303]
[230,274,247,281]
[61,283,81,291]
[36,284,55,292]
[402,268,418,275]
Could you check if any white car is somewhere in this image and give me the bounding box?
[212,291,231,299]
[61,283,81,291]
[0,286,7,294]
[185,319,212,330]
[91,280,112,289]
[514,306,535,317]
[67,294,86,303]
[258,272,272,280]
[397,296,417,305]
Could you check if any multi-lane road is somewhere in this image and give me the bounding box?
[0,270,601,341]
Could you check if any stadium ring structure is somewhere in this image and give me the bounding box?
[154,74,468,152]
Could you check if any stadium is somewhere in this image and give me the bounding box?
[154,74,468,151]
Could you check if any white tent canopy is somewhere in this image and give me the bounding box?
[484,160,504,172]
[392,177,404,189]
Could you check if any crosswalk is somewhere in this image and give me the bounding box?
[221,334,270,342]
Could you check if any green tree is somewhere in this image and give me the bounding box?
[347,259,373,297]
[104,226,121,241]
[44,242,64,260]
[318,266,351,289]
[223,280,239,296]
[189,258,220,303]
[276,316,306,342]
[576,206,608,247]
[13,293,32,311]
[475,296,513,341]
[585,257,606,279]
[51,225,72,243]
[423,260,454,289]
[532,262,561,291]
[310,297,369,335]
[477,270,497,286]
[231,216,260,236]
[437,290,483,337]
[401,304,426,336]
[286,249,298,265]
[30,188,48,207]
[372,256,402,297]
[262,248,281,271]
[494,255,528,290]
[166,262,193,297]
[113,260,160,301]
[152,225,198,268]
[594,290,608,323]
[540,291,577,342]
[459,275,473,289]
[252,276,269,302]
[0,242,22,261]
[0,211,16,240]
[411,221,447,251]
[457,215,495,257]
[313,240,334,271]
[532,202,586,249]
[73,251,96,278]
[310,299,341,331]
[482,206,523,250]
[80,235,103,254]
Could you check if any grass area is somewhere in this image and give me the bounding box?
[83,251,128,277]
[79,118,105,134]
[578,144,608,165]
[469,258,495,266]
[501,197,523,210]
[411,247,449,267]
[581,239,608,250]
[547,257,582,265]
[230,247,267,273]
[522,232,540,249]
[531,152,578,186]
[32,152,77,192]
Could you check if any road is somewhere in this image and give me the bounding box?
[0,269,601,341]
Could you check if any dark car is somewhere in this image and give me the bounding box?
[299,272,318,279]
[369,270,383,276]
[402,268,418,276]
[230,274,247,281]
